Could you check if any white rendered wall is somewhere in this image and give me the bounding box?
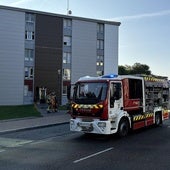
[0,9,25,105]
[71,20,97,83]
[104,24,119,75]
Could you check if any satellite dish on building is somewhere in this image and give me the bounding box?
[68,10,72,15]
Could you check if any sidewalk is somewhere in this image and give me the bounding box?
[0,104,70,134]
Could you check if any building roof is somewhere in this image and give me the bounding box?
[0,5,121,26]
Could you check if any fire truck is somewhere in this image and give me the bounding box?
[69,74,169,136]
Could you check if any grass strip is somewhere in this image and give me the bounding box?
[0,105,41,120]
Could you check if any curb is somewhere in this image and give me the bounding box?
[0,116,41,123]
[0,121,69,134]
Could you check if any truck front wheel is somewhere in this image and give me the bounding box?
[155,113,162,126]
[118,119,129,137]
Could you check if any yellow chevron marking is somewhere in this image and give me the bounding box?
[144,76,165,82]
[133,113,154,121]
[73,104,103,109]
[146,113,154,118]
[73,104,78,108]
[93,105,98,109]
[98,105,103,108]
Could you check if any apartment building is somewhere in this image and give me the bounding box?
[0,5,121,105]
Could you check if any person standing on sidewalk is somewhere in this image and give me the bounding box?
[46,92,58,113]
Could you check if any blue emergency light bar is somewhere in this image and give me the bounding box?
[102,74,118,78]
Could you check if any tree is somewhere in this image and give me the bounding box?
[118,65,128,75]
[131,63,151,75]
[118,63,151,75]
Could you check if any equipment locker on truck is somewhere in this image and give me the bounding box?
[68,74,169,136]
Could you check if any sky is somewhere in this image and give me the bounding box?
[1,0,170,78]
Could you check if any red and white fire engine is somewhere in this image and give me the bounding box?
[69,74,169,136]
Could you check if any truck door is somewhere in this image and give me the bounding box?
[110,82,122,109]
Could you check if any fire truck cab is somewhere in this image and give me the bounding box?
[69,74,169,136]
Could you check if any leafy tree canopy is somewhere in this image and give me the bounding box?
[118,63,151,75]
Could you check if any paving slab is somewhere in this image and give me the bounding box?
[0,110,70,134]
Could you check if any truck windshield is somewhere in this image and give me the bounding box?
[73,82,108,104]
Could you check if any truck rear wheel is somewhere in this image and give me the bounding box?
[118,119,129,137]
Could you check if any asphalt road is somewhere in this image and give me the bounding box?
[0,120,170,170]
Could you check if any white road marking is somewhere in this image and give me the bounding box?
[0,137,32,148]
[0,149,5,153]
[73,147,113,163]
[31,136,57,145]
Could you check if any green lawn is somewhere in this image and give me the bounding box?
[0,105,41,120]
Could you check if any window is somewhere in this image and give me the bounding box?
[25,13,35,22]
[63,52,71,64]
[97,55,104,69]
[30,67,33,78]
[97,54,104,75]
[63,69,70,80]
[110,83,122,107]
[63,36,71,46]
[97,61,103,66]
[74,82,107,104]
[25,67,33,79]
[25,49,34,61]
[129,79,143,99]
[64,19,72,29]
[97,71,103,76]
[25,67,29,79]
[97,55,104,61]
[24,85,28,96]
[25,31,34,40]
[62,85,67,95]
[97,40,104,49]
[26,22,34,30]
[97,55,104,66]
[97,23,104,33]
[100,62,103,66]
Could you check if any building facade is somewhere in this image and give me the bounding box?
[0,5,121,105]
